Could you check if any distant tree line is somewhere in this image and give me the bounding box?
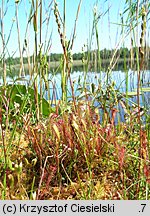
[3,47,150,65]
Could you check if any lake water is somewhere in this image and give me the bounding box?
[46,69,150,100]
[0,69,150,122]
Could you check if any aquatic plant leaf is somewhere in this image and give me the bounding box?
[140,87,150,92]
[0,84,51,116]
[127,91,143,96]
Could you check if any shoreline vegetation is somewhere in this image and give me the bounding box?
[1,47,150,67]
[0,58,141,70]
[0,58,150,74]
[0,0,150,200]
[1,46,150,74]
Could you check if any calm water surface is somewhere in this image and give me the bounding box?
[0,69,150,122]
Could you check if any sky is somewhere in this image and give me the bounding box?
[0,0,148,57]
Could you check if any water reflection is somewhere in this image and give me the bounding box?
[0,69,150,122]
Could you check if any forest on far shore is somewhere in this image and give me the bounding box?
[3,47,150,66]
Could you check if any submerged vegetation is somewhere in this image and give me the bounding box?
[0,0,150,200]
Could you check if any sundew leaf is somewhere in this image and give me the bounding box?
[52,124,60,141]
[72,119,79,131]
